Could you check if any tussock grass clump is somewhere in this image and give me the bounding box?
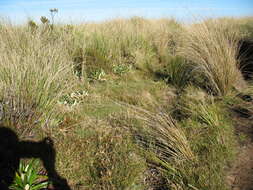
[127,106,195,188]
[132,107,194,162]
[159,56,193,90]
[0,25,76,132]
[179,19,245,95]
[71,18,182,78]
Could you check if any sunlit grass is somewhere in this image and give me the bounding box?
[0,16,252,190]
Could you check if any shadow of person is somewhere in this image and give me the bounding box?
[0,126,71,190]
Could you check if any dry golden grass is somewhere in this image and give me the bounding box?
[74,17,182,74]
[0,24,77,134]
[178,19,246,95]
[0,16,252,190]
[126,105,195,162]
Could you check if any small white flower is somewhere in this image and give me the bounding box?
[21,173,25,181]
[83,91,89,96]
[25,165,29,172]
[25,184,30,190]
[72,100,77,106]
[70,92,76,98]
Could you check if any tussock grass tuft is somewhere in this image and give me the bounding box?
[0,25,76,133]
[131,107,194,162]
[179,19,245,95]
[125,105,195,188]
[162,56,193,90]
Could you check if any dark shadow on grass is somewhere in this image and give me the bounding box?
[238,39,253,80]
[0,126,71,190]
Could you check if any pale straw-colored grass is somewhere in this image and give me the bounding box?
[0,24,76,128]
[126,105,195,163]
[178,19,245,95]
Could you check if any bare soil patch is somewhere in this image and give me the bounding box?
[227,108,253,190]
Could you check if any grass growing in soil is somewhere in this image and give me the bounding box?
[1,16,253,190]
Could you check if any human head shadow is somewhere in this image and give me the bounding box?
[0,126,71,190]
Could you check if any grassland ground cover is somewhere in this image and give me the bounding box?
[0,16,253,190]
